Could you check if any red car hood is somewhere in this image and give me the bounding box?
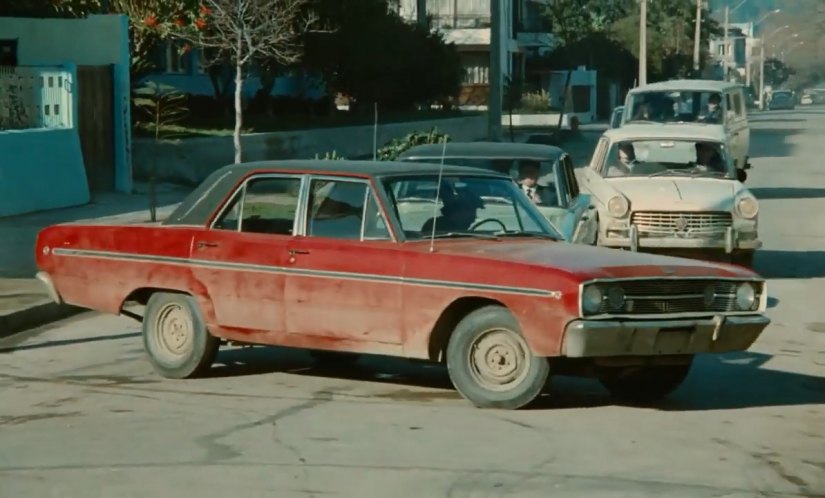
[413,239,757,281]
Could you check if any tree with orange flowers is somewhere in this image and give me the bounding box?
[170,0,317,163]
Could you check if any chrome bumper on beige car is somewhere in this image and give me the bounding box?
[561,314,770,357]
[603,225,762,253]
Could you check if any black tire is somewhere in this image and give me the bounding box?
[445,305,550,410]
[597,358,693,403]
[731,250,755,269]
[142,292,219,379]
[309,350,361,366]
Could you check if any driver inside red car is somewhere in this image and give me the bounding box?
[421,188,485,235]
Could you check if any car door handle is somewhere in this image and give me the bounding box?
[196,241,219,249]
[288,249,310,255]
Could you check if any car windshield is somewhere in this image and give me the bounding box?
[626,90,725,124]
[382,174,564,241]
[401,157,562,206]
[601,139,733,179]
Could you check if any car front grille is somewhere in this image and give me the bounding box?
[586,279,762,316]
[632,211,732,237]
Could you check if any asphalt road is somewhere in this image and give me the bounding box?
[2,109,824,498]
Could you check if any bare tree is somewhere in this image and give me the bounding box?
[177,0,316,163]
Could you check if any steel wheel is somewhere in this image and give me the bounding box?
[467,328,531,392]
[142,292,219,379]
[153,302,195,362]
[446,305,550,410]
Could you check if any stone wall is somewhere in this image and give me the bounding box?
[132,115,488,184]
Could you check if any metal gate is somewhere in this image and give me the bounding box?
[77,65,115,192]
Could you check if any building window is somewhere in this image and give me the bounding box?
[464,65,489,85]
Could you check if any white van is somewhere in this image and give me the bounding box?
[617,80,751,182]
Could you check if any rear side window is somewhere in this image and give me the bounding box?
[212,176,302,235]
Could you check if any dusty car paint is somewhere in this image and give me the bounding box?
[35,160,768,364]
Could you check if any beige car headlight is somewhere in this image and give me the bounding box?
[736,194,759,219]
[736,282,757,310]
[607,195,630,218]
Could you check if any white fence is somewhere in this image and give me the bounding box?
[0,65,73,131]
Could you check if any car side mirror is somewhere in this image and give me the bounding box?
[737,169,748,183]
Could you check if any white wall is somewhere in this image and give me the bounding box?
[0,14,133,194]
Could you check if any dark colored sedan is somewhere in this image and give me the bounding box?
[769,91,795,110]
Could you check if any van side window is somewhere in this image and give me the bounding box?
[732,93,744,117]
[726,93,735,119]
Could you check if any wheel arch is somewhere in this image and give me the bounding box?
[427,296,508,363]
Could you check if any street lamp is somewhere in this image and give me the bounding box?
[745,9,779,87]
[782,40,806,62]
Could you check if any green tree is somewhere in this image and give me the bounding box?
[543,0,634,46]
[302,0,463,113]
[763,58,794,87]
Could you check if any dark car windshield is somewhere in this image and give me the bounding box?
[382,174,563,241]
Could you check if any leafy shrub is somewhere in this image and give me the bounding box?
[377,127,450,161]
[519,90,552,113]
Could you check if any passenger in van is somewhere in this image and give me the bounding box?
[702,93,723,123]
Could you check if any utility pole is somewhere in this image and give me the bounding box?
[639,0,647,86]
[416,0,427,27]
[488,0,503,140]
[723,6,730,81]
[746,38,751,87]
[759,40,765,110]
[693,0,702,73]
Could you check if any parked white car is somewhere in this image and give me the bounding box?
[580,124,761,267]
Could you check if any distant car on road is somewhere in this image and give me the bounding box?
[800,93,813,105]
[581,124,762,268]
[769,90,795,110]
[34,160,771,410]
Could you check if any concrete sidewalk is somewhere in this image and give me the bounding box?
[0,181,191,338]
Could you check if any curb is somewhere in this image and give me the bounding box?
[0,302,86,340]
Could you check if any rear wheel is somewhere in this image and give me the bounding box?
[597,358,693,403]
[142,292,219,379]
[446,305,550,410]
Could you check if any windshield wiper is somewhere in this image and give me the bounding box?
[494,230,560,240]
[647,169,691,178]
[429,232,500,240]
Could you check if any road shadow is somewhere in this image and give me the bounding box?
[0,331,139,354]
[543,351,825,411]
[748,127,805,159]
[206,345,824,410]
[754,250,825,279]
[750,187,825,200]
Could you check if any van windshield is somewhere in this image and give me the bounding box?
[626,90,725,125]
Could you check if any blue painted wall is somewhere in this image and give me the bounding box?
[0,128,90,217]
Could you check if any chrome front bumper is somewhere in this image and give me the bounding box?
[561,314,770,357]
[602,225,762,253]
[36,271,63,304]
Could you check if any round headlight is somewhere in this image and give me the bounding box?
[607,195,629,218]
[735,282,756,310]
[582,285,604,314]
[606,286,626,310]
[736,195,758,219]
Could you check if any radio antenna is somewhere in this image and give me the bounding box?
[428,136,449,253]
[373,101,378,161]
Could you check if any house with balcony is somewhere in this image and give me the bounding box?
[394,0,557,107]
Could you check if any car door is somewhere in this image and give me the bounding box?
[555,154,596,244]
[190,173,304,333]
[283,175,403,346]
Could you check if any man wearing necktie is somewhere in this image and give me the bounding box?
[517,161,557,206]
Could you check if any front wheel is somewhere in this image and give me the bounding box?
[596,358,693,403]
[142,292,219,379]
[446,306,550,409]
